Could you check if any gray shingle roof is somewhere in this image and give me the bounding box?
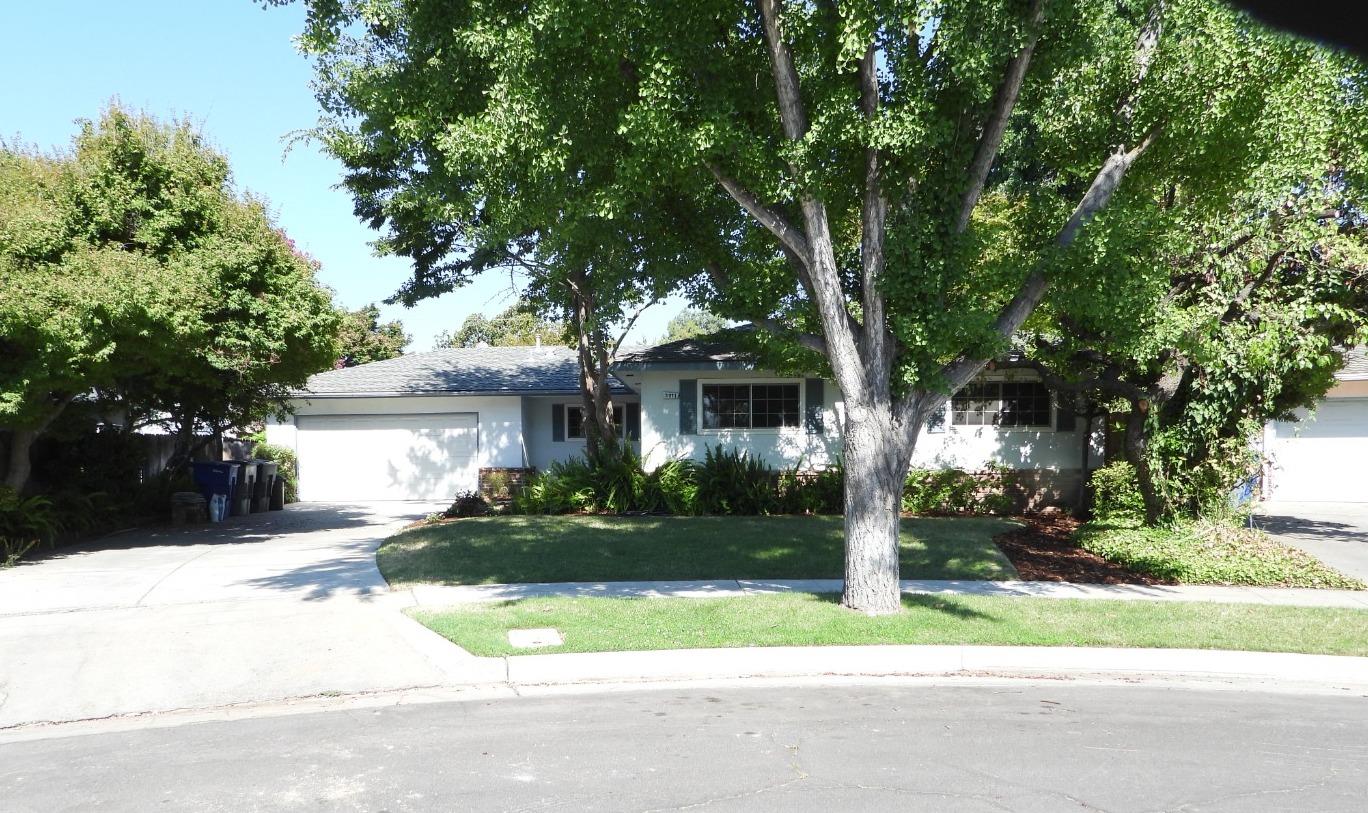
[614,327,758,369]
[298,345,628,397]
[1339,346,1368,379]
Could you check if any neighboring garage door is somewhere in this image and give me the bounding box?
[1268,399,1368,502]
[296,413,479,501]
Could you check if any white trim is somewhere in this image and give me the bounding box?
[697,377,805,435]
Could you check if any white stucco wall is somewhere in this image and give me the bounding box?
[634,368,1095,474]
[266,394,528,470]
[524,395,640,471]
[636,370,843,471]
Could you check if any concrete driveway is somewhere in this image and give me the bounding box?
[1256,502,1368,583]
[0,503,491,729]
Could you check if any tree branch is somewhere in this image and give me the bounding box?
[858,42,890,372]
[706,161,811,263]
[609,297,659,360]
[702,260,827,355]
[754,0,866,397]
[939,127,1160,395]
[954,0,1047,234]
[757,0,810,141]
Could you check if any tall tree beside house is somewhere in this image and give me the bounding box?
[1019,45,1368,523]
[281,0,711,462]
[0,107,339,491]
[336,304,409,367]
[434,301,567,350]
[283,0,1341,613]
[1028,196,1368,523]
[662,309,730,344]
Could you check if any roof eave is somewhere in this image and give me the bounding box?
[612,360,758,372]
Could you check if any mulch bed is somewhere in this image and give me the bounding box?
[994,514,1169,585]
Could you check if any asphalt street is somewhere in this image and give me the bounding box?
[2,681,1365,812]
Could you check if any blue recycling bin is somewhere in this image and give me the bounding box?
[191,461,239,516]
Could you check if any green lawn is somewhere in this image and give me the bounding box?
[378,515,1019,586]
[1077,520,1366,590]
[412,592,1368,657]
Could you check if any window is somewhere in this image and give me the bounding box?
[702,382,800,430]
[566,404,625,438]
[951,380,1052,428]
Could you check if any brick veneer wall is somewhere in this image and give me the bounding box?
[479,467,537,503]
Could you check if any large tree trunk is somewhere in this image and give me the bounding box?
[4,429,40,493]
[3,397,72,494]
[841,404,912,615]
[568,277,619,464]
[1123,401,1165,525]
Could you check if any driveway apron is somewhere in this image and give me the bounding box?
[0,502,474,728]
[1256,501,1368,583]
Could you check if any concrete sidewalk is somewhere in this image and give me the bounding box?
[404,577,1368,609]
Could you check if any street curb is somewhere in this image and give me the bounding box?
[5,646,1364,742]
[498,644,1368,691]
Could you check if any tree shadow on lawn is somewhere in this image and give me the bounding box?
[482,590,996,622]
[381,515,1018,585]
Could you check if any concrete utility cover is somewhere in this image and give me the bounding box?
[508,628,564,648]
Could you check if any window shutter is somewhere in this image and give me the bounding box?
[805,378,825,434]
[1055,395,1078,432]
[626,402,641,441]
[678,379,697,435]
[926,403,947,433]
[552,403,565,442]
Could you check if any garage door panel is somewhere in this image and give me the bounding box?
[1270,400,1368,502]
[297,413,479,501]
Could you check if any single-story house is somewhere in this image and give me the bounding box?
[266,336,1100,504]
[1261,347,1368,502]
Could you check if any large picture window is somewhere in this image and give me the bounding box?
[951,381,1052,428]
[566,404,625,438]
[702,383,800,430]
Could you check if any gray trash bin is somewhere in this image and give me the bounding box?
[230,460,256,517]
[253,461,278,513]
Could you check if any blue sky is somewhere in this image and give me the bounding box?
[1,0,685,350]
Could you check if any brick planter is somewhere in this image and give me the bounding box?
[479,467,537,503]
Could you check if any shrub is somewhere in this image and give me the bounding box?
[694,447,776,515]
[0,486,60,566]
[250,440,299,502]
[902,468,978,514]
[1089,461,1145,523]
[589,445,650,514]
[444,490,490,518]
[512,456,597,514]
[777,463,844,515]
[641,458,700,515]
[900,466,1017,515]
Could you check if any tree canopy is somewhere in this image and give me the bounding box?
[0,106,339,490]
[661,309,730,343]
[336,304,409,367]
[283,0,1366,612]
[434,301,567,349]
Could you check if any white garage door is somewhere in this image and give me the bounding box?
[296,413,479,501]
[1268,399,1368,502]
